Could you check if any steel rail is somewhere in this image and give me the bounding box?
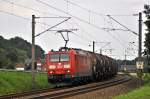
[0,75,130,99]
[0,86,69,99]
[30,75,131,99]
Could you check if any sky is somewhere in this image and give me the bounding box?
[0,0,150,60]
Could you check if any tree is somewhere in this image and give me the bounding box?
[144,5,150,55]
[0,36,45,69]
[144,4,150,65]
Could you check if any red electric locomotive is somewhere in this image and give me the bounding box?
[45,47,117,83]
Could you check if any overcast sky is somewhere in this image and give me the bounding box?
[0,0,150,60]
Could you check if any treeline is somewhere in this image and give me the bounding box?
[116,59,136,66]
[0,36,45,69]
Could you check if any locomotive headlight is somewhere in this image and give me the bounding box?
[67,70,70,73]
[64,64,70,68]
[49,65,56,69]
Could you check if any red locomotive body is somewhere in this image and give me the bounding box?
[45,48,117,83]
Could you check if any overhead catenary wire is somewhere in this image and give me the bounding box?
[2,0,72,28]
[0,9,69,40]
[2,0,61,17]
[0,7,93,47]
[1,0,138,59]
[2,0,73,27]
[0,9,58,28]
[36,0,116,43]
[35,0,124,41]
[103,29,136,57]
[35,17,71,37]
[106,15,138,56]
[63,0,137,17]
[102,28,130,31]
[35,0,105,30]
[37,0,135,39]
[5,0,138,39]
[106,17,128,46]
[7,0,134,49]
[105,14,139,16]
[0,10,31,21]
[70,19,97,42]
[107,15,138,36]
[0,1,95,49]
[71,31,92,42]
[63,0,138,48]
[36,0,137,57]
[105,16,137,56]
[63,0,104,16]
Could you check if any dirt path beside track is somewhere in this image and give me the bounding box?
[65,77,137,99]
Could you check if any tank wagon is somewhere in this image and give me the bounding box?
[45,47,117,83]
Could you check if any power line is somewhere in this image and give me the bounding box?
[36,0,137,41]
[35,17,71,37]
[107,15,138,36]
[106,14,138,16]
[36,0,123,45]
[2,0,137,58]
[2,0,60,17]
[36,0,105,30]
[36,0,136,53]
[0,1,101,51]
[70,19,96,42]
[62,0,138,47]
[102,28,129,31]
[71,31,92,42]
[36,0,114,42]
[63,0,136,17]
[0,9,92,45]
[48,29,93,43]
[0,10,31,21]
[63,0,104,16]
[0,9,61,29]
[103,30,136,56]
[105,17,129,46]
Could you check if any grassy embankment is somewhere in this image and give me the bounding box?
[115,73,150,99]
[0,71,54,95]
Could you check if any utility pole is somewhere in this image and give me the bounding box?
[93,41,95,53]
[125,54,127,71]
[32,15,36,89]
[138,12,142,59]
[136,12,143,87]
[100,49,102,54]
[124,49,127,71]
[31,15,71,89]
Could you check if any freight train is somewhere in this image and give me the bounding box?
[45,47,117,83]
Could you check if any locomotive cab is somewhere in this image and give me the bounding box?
[46,48,75,83]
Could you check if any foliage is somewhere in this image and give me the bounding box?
[0,36,45,69]
[0,71,53,95]
[114,73,150,99]
[144,5,150,65]
[115,86,150,99]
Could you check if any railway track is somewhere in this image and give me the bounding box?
[0,85,69,99]
[0,74,131,99]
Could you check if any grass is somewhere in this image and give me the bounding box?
[114,73,150,99]
[0,71,54,95]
